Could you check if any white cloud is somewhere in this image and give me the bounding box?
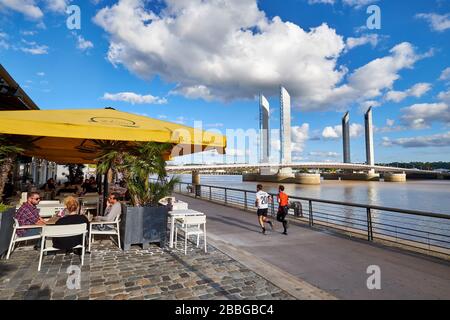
[385,83,432,103]
[322,123,364,139]
[76,35,94,51]
[308,0,379,8]
[94,1,427,112]
[0,0,43,19]
[309,151,340,157]
[21,30,37,36]
[102,92,167,105]
[45,0,70,13]
[308,0,335,4]
[20,40,48,54]
[37,72,45,76]
[158,115,167,119]
[416,13,450,32]
[0,0,70,19]
[386,119,395,127]
[345,34,379,51]
[400,102,450,129]
[359,100,380,112]
[342,0,379,8]
[204,123,224,128]
[440,67,450,81]
[438,89,450,104]
[291,124,310,153]
[382,132,450,148]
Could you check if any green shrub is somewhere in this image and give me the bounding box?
[0,203,12,212]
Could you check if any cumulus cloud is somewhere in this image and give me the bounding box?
[102,92,167,105]
[322,123,364,139]
[400,102,450,129]
[345,34,379,51]
[20,40,48,54]
[291,124,310,153]
[0,0,70,19]
[382,132,450,148]
[440,67,450,82]
[385,83,432,103]
[308,0,379,8]
[438,89,450,104]
[0,0,43,19]
[45,0,70,13]
[76,35,94,51]
[309,151,340,157]
[416,13,450,32]
[93,0,425,111]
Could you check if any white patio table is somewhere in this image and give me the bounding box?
[168,209,205,249]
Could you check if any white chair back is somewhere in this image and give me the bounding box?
[39,200,60,205]
[13,217,19,228]
[42,223,87,237]
[182,215,206,225]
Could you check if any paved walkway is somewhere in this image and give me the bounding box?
[176,194,450,300]
[0,241,294,300]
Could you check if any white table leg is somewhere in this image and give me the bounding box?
[169,215,175,248]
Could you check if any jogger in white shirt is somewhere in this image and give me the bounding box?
[255,184,273,235]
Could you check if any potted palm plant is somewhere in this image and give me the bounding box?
[0,136,23,257]
[96,141,179,250]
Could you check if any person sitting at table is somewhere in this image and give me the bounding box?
[52,196,89,255]
[40,178,56,192]
[56,182,78,196]
[15,192,46,249]
[92,193,121,230]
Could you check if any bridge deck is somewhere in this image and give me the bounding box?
[176,194,450,299]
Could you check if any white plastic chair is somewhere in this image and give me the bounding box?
[175,215,207,255]
[89,213,121,252]
[6,218,43,259]
[39,200,60,205]
[38,223,87,271]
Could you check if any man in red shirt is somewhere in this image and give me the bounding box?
[15,192,46,240]
[276,185,289,235]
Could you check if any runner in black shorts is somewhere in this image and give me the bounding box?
[255,184,273,234]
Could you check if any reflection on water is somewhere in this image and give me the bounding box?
[177,174,450,215]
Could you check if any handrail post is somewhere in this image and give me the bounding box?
[209,186,212,201]
[244,191,248,210]
[309,200,314,227]
[367,208,373,241]
[224,188,227,205]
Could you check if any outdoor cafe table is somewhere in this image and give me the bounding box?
[37,204,65,218]
[168,209,205,249]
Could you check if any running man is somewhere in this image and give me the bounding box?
[277,185,289,235]
[255,184,273,234]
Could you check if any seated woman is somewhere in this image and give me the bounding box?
[52,196,89,254]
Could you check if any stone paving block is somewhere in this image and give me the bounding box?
[0,241,295,301]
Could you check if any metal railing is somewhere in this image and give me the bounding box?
[174,181,450,257]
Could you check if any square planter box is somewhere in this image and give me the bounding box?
[0,208,15,258]
[120,205,168,250]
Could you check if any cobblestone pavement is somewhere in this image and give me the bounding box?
[0,239,295,300]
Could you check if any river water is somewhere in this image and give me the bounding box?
[177,174,450,215]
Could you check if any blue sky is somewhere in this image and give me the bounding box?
[1,0,450,164]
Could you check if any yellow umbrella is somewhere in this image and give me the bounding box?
[0,108,226,163]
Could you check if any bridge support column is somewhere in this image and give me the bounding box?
[295,173,321,185]
[384,172,406,182]
[276,167,295,181]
